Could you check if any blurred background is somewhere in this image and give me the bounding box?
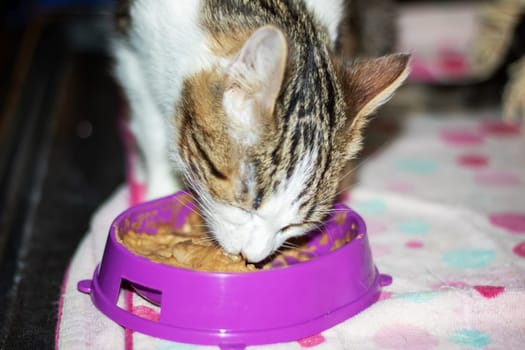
[0,0,523,348]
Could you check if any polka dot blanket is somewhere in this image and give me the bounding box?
[56,113,525,350]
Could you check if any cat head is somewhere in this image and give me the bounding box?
[175,26,409,262]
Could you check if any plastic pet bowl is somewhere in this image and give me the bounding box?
[78,191,391,349]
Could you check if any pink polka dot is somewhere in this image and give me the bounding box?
[386,181,414,193]
[513,241,525,258]
[489,213,525,233]
[474,285,505,299]
[457,154,489,168]
[438,49,469,77]
[298,334,326,347]
[374,324,439,350]
[481,120,521,136]
[405,240,424,249]
[475,171,520,186]
[440,130,484,146]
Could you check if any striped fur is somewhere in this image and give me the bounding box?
[112,0,409,262]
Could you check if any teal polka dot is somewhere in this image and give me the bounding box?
[443,249,496,269]
[397,291,438,303]
[397,159,439,174]
[352,199,387,214]
[398,220,431,235]
[156,341,197,350]
[449,329,491,348]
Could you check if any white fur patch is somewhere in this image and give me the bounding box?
[223,91,260,146]
[204,151,318,262]
[111,0,220,198]
[124,0,215,118]
[303,0,344,44]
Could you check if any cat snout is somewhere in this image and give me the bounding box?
[240,227,275,263]
[212,211,277,262]
[241,245,272,263]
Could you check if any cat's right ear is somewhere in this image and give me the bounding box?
[223,26,288,145]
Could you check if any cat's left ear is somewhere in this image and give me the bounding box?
[223,26,288,145]
[343,53,410,157]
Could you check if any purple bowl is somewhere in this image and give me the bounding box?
[78,191,391,349]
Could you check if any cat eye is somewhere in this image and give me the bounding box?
[252,191,263,210]
[280,221,318,234]
[280,223,306,233]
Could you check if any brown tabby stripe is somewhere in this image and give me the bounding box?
[190,133,228,180]
[199,0,345,215]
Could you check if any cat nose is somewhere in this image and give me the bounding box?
[240,249,265,263]
[240,241,273,263]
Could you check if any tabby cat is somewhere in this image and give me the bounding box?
[112,0,409,262]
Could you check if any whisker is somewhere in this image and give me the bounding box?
[308,221,323,234]
[281,242,300,249]
[274,248,287,256]
[311,208,348,214]
[168,183,208,222]
[316,146,391,208]
[192,232,214,239]
[194,237,218,245]
[181,173,217,224]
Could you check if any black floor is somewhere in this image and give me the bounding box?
[0,14,125,349]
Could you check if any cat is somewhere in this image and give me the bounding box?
[111,0,409,263]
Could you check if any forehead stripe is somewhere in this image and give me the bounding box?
[253,188,264,210]
[191,133,227,180]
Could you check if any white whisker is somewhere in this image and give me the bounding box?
[316,146,390,208]
[281,242,300,249]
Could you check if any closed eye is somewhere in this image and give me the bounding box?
[280,221,317,233]
[280,224,298,233]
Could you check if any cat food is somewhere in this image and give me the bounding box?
[120,225,259,272]
[118,210,352,273]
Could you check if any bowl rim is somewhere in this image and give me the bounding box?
[79,190,389,348]
[109,191,368,276]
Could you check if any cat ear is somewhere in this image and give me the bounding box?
[343,53,410,157]
[223,26,287,145]
[347,53,410,121]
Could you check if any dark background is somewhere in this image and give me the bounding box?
[0,1,125,348]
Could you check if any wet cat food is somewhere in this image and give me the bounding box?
[118,208,352,273]
[120,224,259,272]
